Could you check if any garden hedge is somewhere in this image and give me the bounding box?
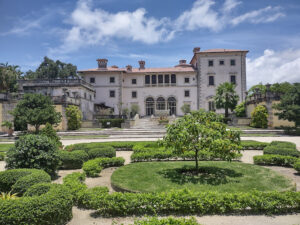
[263,141,300,158]
[58,150,89,169]
[294,159,300,173]
[24,183,53,197]
[133,217,200,225]
[82,157,125,177]
[87,146,116,159]
[253,154,298,167]
[99,118,124,128]
[240,140,269,150]
[0,152,5,161]
[0,169,51,194]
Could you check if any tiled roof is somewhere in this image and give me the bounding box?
[78,66,195,73]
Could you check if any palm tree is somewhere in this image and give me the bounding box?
[214,82,239,118]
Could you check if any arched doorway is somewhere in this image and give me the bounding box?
[156,97,166,110]
[167,97,176,115]
[145,97,155,116]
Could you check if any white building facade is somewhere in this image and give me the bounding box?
[79,47,248,117]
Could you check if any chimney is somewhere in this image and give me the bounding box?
[193,47,200,53]
[179,59,187,64]
[111,65,119,68]
[126,65,132,71]
[138,60,145,69]
[97,59,108,68]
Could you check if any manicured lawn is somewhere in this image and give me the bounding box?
[241,133,280,137]
[0,143,14,152]
[111,161,294,193]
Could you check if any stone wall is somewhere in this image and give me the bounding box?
[0,101,17,132]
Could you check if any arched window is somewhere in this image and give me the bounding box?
[167,97,176,115]
[145,97,155,116]
[156,97,165,110]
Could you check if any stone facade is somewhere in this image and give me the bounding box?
[79,48,248,117]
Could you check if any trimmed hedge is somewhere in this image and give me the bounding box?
[87,146,115,159]
[78,189,300,216]
[99,118,124,128]
[241,140,269,150]
[263,141,299,158]
[0,184,73,225]
[294,159,300,173]
[0,152,5,161]
[83,157,125,177]
[58,150,89,169]
[24,183,53,197]
[133,217,200,225]
[253,155,298,167]
[269,141,296,149]
[0,169,51,194]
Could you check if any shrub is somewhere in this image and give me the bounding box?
[0,184,73,225]
[269,141,296,149]
[5,134,60,176]
[66,105,82,130]
[0,169,51,193]
[250,105,268,128]
[235,102,246,117]
[294,159,300,172]
[87,146,116,159]
[40,122,62,147]
[133,217,200,225]
[78,189,300,216]
[253,155,298,167]
[241,140,269,150]
[58,150,89,169]
[0,152,5,161]
[83,157,125,177]
[24,183,52,197]
[77,186,109,208]
[99,118,124,128]
[63,172,87,203]
[264,146,300,157]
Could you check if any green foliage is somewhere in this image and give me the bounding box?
[0,63,22,93]
[0,184,73,225]
[24,56,77,79]
[40,122,62,147]
[78,189,300,216]
[235,102,246,117]
[24,183,52,197]
[240,140,269,150]
[87,146,116,159]
[63,172,87,202]
[83,157,125,177]
[270,82,293,96]
[65,105,82,130]
[273,83,300,127]
[133,217,200,225]
[214,82,239,117]
[99,118,124,128]
[5,134,60,176]
[293,159,300,172]
[0,191,19,200]
[263,141,299,157]
[181,104,191,115]
[0,152,5,161]
[1,120,13,129]
[131,104,140,117]
[162,110,241,170]
[253,155,298,167]
[250,105,268,128]
[12,93,62,132]
[58,150,89,169]
[0,169,50,194]
[247,83,266,97]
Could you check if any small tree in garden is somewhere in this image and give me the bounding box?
[214,82,239,118]
[250,105,268,128]
[12,93,62,132]
[181,104,191,115]
[235,102,246,117]
[66,105,82,130]
[40,123,62,147]
[5,134,60,176]
[162,110,241,171]
[130,104,139,117]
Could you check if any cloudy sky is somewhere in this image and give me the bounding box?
[0,0,300,88]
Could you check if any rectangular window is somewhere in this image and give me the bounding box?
[151,75,157,85]
[230,75,236,85]
[132,91,137,98]
[145,75,150,85]
[132,79,137,84]
[109,90,115,98]
[208,101,215,111]
[158,74,163,84]
[209,76,214,86]
[164,74,170,84]
[184,90,190,97]
[110,77,115,83]
[184,77,190,83]
[219,60,224,65]
[90,77,95,83]
[230,59,236,66]
[208,60,214,67]
[171,74,176,85]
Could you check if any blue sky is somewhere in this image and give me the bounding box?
[1,0,300,87]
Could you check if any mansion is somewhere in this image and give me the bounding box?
[79,47,248,117]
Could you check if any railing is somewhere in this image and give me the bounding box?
[51,96,80,105]
[18,79,94,89]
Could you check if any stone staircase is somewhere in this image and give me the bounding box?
[131,117,165,129]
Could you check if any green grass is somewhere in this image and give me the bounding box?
[241,133,280,137]
[77,128,103,131]
[0,143,14,152]
[111,161,294,193]
[60,135,109,139]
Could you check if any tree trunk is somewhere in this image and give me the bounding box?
[225,107,229,118]
[35,125,40,133]
[195,149,199,171]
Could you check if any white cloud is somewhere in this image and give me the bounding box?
[222,0,241,13]
[247,49,300,88]
[1,19,42,36]
[231,6,285,26]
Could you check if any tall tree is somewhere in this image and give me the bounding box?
[247,83,266,97]
[12,93,62,132]
[273,83,300,127]
[214,82,239,118]
[0,63,22,92]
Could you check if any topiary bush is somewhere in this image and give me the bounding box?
[40,122,62,147]
[66,105,82,130]
[294,159,300,173]
[87,147,116,159]
[24,183,53,197]
[133,217,200,225]
[5,134,60,176]
[250,105,268,128]
[241,140,269,150]
[58,150,89,169]
[264,146,300,157]
[99,118,124,128]
[235,102,246,117]
[253,155,298,167]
